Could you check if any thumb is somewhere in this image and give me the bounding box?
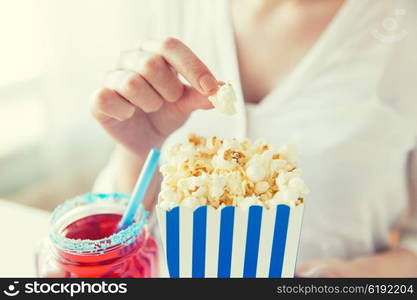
[296,259,346,278]
[174,85,214,114]
[147,85,214,137]
[297,264,334,277]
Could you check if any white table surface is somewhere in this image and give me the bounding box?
[0,199,50,277]
[0,199,168,277]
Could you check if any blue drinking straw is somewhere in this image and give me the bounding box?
[117,148,161,231]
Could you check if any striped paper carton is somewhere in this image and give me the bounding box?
[156,204,304,278]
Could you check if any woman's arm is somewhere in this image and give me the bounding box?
[297,146,417,277]
[113,146,161,210]
[296,248,417,277]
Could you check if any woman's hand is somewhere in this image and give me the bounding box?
[296,258,364,277]
[90,37,218,158]
[296,248,417,277]
[90,38,218,195]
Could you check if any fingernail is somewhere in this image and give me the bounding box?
[199,74,218,95]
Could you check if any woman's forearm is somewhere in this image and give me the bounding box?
[297,248,417,277]
[114,146,160,210]
[351,248,417,277]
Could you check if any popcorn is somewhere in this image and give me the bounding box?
[181,196,207,209]
[158,134,308,210]
[277,144,298,164]
[254,181,270,194]
[208,83,237,116]
[236,195,262,210]
[245,150,273,182]
[288,177,309,195]
[209,174,226,200]
[158,186,181,210]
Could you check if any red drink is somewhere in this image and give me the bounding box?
[36,193,159,278]
[63,213,122,240]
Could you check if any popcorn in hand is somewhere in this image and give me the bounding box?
[158,134,308,210]
[208,83,237,116]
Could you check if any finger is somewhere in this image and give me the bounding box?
[104,70,164,113]
[148,86,213,136]
[141,38,219,95]
[90,88,135,122]
[296,264,331,277]
[175,85,213,113]
[119,49,184,102]
[296,259,344,277]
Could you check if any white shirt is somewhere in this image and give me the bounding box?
[95,0,417,261]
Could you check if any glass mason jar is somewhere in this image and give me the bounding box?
[36,193,159,278]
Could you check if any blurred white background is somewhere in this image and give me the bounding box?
[0,0,151,210]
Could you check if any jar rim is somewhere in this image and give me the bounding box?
[49,193,148,254]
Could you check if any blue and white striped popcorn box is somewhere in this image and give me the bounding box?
[156,204,304,278]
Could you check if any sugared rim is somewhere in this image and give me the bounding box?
[49,193,148,254]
